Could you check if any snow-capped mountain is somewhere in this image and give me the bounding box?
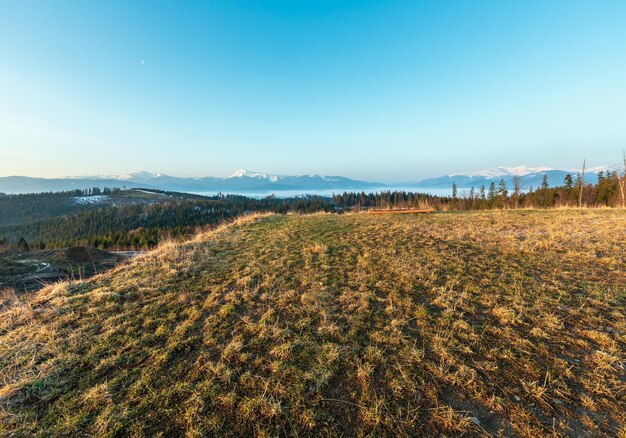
[0,170,383,194]
[0,166,619,195]
[215,170,381,191]
[414,165,616,189]
[449,166,554,179]
[68,171,164,181]
[114,171,164,181]
[227,169,279,182]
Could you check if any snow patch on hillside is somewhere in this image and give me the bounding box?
[73,195,110,205]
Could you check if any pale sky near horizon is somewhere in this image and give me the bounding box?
[1,1,625,182]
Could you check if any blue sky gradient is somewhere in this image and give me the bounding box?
[1,0,625,181]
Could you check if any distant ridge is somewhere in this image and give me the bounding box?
[0,170,383,194]
[449,166,554,178]
[0,165,617,194]
[410,164,617,190]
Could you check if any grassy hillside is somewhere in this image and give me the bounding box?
[1,211,625,436]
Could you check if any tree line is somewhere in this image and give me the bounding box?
[333,169,625,211]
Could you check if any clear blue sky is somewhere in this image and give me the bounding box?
[1,0,625,182]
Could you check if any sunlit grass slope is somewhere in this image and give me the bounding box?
[1,211,625,436]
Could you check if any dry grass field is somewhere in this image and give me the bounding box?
[1,210,625,436]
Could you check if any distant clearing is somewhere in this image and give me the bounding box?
[1,211,624,436]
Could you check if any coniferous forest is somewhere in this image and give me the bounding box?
[0,190,331,250]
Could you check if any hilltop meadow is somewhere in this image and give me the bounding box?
[1,210,625,436]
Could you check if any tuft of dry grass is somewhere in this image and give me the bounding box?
[0,210,624,436]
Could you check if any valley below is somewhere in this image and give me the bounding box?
[0,247,132,294]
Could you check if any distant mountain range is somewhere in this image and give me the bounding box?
[411,165,614,190]
[0,166,617,195]
[0,169,383,194]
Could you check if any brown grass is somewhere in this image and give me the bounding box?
[367,208,435,214]
[0,210,624,436]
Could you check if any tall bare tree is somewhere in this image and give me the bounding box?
[512,175,521,209]
[618,152,626,209]
[578,159,586,208]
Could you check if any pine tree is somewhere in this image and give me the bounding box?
[541,174,549,190]
[496,179,508,208]
[17,237,30,252]
[564,174,573,189]
[497,178,508,197]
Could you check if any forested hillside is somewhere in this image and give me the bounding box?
[0,188,208,227]
[0,191,331,250]
[0,190,93,226]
